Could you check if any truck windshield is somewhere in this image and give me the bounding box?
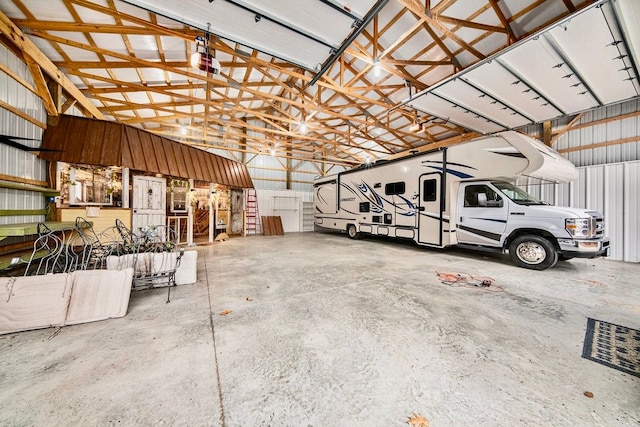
[492,182,546,205]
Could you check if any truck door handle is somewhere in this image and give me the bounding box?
[418,206,425,211]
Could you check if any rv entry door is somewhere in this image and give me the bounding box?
[418,173,442,246]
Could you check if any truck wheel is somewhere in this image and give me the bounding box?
[508,235,558,270]
[346,224,359,239]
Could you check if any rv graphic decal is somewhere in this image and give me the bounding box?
[421,160,475,179]
[395,194,415,216]
[314,186,334,213]
[469,217,508,224]
[350,182,383,213]
[458,225,501,241]
[350,181,416,217]
[483,147,526,158]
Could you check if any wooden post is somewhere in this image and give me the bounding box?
[187,179,195,246]
[542,121,552,147]
[208,182,215,243]
[122,168,130,208]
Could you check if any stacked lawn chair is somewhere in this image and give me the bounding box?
[110,219,184,302]
[73,217,127,270]
[9,218,183,301]
[4,222,84,276]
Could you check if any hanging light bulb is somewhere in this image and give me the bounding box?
[300,121,307,134]
[190,51,201,68]
[373,58,381,77]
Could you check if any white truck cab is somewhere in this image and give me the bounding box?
[456,180,609,269]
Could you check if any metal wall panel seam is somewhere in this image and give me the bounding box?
[568,180,574,208]
[623,162,630,261]
[604,164,609,244]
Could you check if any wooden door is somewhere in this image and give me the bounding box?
[230,189,244,234]
[132,176,166,233]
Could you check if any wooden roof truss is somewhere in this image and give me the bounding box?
[2,0,628,178]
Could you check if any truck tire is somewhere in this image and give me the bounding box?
[508,235,558,270]
[346,224,359,239]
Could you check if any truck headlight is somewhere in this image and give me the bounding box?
[565,218,596,238]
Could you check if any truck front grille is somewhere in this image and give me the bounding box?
[587,211,605,238]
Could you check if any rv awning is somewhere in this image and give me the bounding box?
[39,115,253,189]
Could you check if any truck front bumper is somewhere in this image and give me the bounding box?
[558,237,610,258]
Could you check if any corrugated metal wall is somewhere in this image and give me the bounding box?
[520,98,640,166]
[245,154,349,191]
[558,99,640,166]
[247,155,288,190]
[0,44,48,226]
[518,160,640,263]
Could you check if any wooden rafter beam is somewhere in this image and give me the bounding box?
[487,0,517,44]
[24,57,58,116]
[431,14,507,33]
[550,114,583,146]
[395,0,486,60]
[558,136,640,154]
[11,20,182,35]
[0,10,104,119]
[56,0,394,109]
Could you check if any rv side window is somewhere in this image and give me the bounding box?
[464,185,503,208]
[423,179,437,202]
[385,181,405,195]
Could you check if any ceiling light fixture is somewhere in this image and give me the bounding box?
[373,58,381,77]
[409,115,423,132]
[191,25,220,75]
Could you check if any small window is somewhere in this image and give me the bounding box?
[464,184,503,208]
[385,181,405,195]
[423,179,437,202]
[359,202,370,212]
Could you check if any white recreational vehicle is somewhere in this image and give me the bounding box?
[313,131,609,270]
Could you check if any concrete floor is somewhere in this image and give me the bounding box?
[1,231,639,426]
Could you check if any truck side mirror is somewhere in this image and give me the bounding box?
[477,193,487,207]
